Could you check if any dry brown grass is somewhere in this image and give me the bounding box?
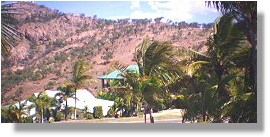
[55,109,183,123]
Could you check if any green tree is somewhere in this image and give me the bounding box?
[207,1,257,94]
[179,14,255,123]
[71,60,92,119]
[55,84,76,120]
[134,38,177,114]
[113,70,142,117]
[28,92,56,123]
[135,37,175,77]
[1,100,31,123]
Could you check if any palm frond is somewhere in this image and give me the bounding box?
[187,61,209,76]
[1,3,22,57]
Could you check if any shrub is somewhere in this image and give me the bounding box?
[84,112,94,119]
[172,95,187,109]
[49,117,55,123]
[93,106,103,119]
[53,39,66,47]
[55,52,68,62]
[32,71,44,81]
[22,116,34,123]
[54,111,63,122]
[44,80,56,90]
[106,108,115,117]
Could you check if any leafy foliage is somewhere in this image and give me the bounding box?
[93,106,103,119]
[55,84,76,120]
[176,12,256,123]
[28,91,57,123]
[84,112,94,119]
[71,60,92,119]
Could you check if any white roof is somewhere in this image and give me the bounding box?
[76,89,96,101]
[45,90,61,98]
[13,100,35,116]
[12,89,114,115]
[14,99,33,108]
[65,89,114,110]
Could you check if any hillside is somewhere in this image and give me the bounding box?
[1,2,213,105]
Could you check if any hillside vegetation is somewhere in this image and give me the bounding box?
[1,2,212,105]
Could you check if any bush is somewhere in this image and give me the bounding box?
[172,95,187,109]
[44,80,56,90]
[84,112,94,119]
[106,108,115,117]
[49,117,55,123]
[22,116,34,123]
[93,106,103,119]
[32,71,44,81]
[55,52,68,62]
[54,111,63,121]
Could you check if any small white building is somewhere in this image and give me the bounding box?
[13,89,114,119]
[63,89,114,115]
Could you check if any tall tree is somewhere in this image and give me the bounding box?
[28,92,56,123]
[114,70,143,117]
[1,101,29,123]
[207,1,257,94]
[179,13,255,122]
[55,85,76,120]
[134,38,177,114]
[135,37,175,77]
[71,60,92,119]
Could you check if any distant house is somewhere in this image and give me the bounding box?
[61,89,114,115]
[98,64,139,88]
[12,89,114,120]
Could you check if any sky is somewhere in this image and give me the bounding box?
[35,0,221,24]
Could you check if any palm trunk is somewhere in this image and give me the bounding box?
[251,46,257,94]
[74,90,77,119]
[144,113,146,123]
[41,108,44,123]
[150,111,154,123]
[65,100,68,120]
[203,113,206,122]
[246,24,257,94]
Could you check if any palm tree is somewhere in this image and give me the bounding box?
[187,14,244,99]
[207,1,256,47]
[207,1,257,94]
[1,2,22,58]
[28,92,55,123]
[134,37,175,77]
[133,38,177,121]
[116,70,142,116]
[124,71,142,107]
[179,14,255,122]
[1,101,29,123]
[71,60,92,119]
[55,84,76,120]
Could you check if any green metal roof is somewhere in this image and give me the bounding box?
[98,64,139,80]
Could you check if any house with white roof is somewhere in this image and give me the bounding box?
[12,89,114,120]
[62,89,114,115]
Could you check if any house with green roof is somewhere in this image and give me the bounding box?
[98,64,139,88]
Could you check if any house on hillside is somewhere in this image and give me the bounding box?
[98,64,139,88]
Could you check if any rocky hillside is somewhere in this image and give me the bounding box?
[1,2,213,105]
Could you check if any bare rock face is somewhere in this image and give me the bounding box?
[2,2,213,105]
